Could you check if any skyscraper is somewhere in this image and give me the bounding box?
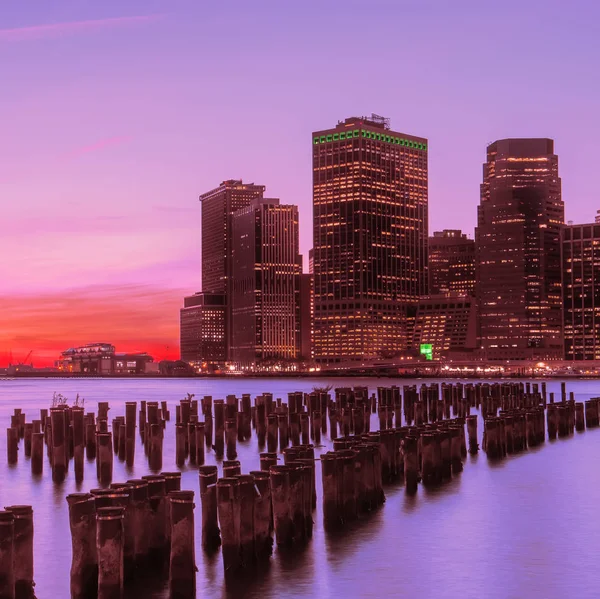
[562,220,600,360]
[230,198,302,365]
[312,114,428,363]
[428,230,476,296]
[199,180,266,359]
[475,139,564,360]
[179,292,226,366]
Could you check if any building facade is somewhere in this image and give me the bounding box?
[230,198,302,365]
[312,114,428,363]
[57,343,154,374]
[428,230,476,296]
[199,180,266,358]
[475,138,564,360]
[179,292,226,366]
[562,221,600,360]
[412,294,477,360]
[299,273,314,361]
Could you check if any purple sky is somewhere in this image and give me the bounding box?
[1,0,598,363]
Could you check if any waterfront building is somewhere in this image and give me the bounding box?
[562,220,600,360]
[312,114,428,363]
[230,198,302,366]
[475,138,564,360]
[57,343,154,374]
[428,230,476,296]
[199,180,266,358]
[412,294,477,360]
[179,292,226,366]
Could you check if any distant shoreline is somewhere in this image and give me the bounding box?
[0,372,598,380]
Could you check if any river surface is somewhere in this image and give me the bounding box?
[1,376,600,599]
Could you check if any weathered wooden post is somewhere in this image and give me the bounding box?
[213,400,225,458]
[30,433,43,476]
[141,475,168,568]
[216,478,241,574]
[195,423,205,466]
[269,466,294,547]
[175,425,186,468]
[403,435,419,494]
[267,414,278,453]
[5,506,34,599]
[249,471,272,557]
[96,432,113,486]
[320,453,341,530]
[168,491,196,598]
[198,466,220,550]
[66,494,97,599]
[125,402,136,467]
[96,506,124,599]
[225,419,237,460]
[149,424,163,472]
[50,407,67,482]
[7,428,18,466]
[124,479,150,570]
[0,511,15,599]
[72,407,85,483]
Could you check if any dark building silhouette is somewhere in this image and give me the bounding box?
[562,220,600,360]
[179,292,226,366]
[428,230,476,296]
[199,180,266,358]
[312,114,428,363]
[476,138,564,360]
[230,198,302,366]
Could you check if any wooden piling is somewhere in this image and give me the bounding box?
[50,407,67,482]
[141,475,168,568]
[198,466,220,550]
[96,433,113,486]
[7,428,18,466]
[96,506,124,599]
[249,471,272,557]
[66,493,97,599]
[168,490,196,599]
[216,478,241,574]
[124,480,150,570]
[0,511,15,599]
[72,407,85,483]
[195,423,205,466]
[4,506,34,599]
[31,433,43,476]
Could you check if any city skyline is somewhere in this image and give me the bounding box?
[2,0,600,365]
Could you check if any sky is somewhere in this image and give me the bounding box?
[1,0,599,365]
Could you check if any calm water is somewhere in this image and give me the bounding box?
[2,376,600,599]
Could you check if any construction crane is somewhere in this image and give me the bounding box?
[22,350,33,365]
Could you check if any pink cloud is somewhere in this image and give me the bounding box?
[64,135,132,159]
[0,15,161,42]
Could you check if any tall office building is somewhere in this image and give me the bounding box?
[429,230,476,296]
[475,139,564,360]
[230,198,302,365]
[562,220,600,360]
[199,180,266,358]
[179,292,226,365]
[312,114,428,363]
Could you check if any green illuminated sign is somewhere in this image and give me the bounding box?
[314,129,427,151]
[420,344,433,360]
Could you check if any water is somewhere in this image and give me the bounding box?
[1,376,600,599]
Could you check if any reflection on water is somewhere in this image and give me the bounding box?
[1,376,600,598]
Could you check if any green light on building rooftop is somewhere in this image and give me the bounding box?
[314,129,427,151]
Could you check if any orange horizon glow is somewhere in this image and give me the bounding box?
[0,284,187,367]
